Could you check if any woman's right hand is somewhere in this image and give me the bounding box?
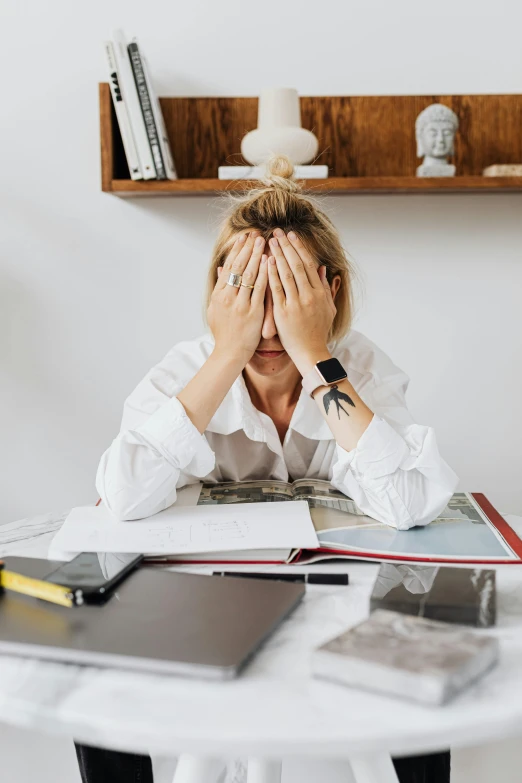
[207,230,268,366]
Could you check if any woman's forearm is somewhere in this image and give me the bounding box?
[294,352,458,530]
[176,349,245,434]
[294,350,374,451]
[314,377,374,450]
[313,377,374,451]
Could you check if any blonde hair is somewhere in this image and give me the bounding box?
[205,153,357,344]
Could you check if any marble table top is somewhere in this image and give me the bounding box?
[1,509,522,760]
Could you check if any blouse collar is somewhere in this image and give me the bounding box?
[206,345,335,444]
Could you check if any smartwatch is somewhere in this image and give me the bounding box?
[301,357,348,398]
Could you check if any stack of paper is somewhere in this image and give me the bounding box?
[49,500,319,564]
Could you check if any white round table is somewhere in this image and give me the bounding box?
[2,510,522,783]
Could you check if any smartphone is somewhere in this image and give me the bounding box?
[45,552,143,603]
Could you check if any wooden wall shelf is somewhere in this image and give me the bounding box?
[99,83,522,197]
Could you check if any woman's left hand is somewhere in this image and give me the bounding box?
[267,229,336,375]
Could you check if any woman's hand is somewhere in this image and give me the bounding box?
[207,231,268,367]
[267,229,336,375]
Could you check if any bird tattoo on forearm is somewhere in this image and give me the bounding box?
[323,384,356,419]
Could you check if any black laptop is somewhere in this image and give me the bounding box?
[0,565,304,680]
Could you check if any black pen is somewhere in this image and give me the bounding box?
[212,571,349,586]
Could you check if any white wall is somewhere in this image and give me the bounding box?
[1,0,522,526]
[1,3,522,782]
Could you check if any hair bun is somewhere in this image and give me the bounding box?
[260,153,301,193]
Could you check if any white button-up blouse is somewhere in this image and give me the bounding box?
[95,328,459,529]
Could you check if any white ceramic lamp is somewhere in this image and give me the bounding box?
[241,88,319,166]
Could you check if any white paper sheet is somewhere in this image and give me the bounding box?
[49,500,318,556]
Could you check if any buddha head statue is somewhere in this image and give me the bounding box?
[415,103,459,160]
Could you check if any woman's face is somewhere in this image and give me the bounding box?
[248,281,294,377]
[222,231,341,379]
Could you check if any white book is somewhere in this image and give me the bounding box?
[48,500,319,561]
[482,164,522,176]
[218,164,329,180]
[111,28,156,180]
[140,50,178,180]
[312,609,499,706]
[103,41,142,180]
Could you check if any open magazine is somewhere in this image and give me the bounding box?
[143,480,522,566]
[197,478,362,513]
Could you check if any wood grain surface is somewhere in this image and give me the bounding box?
[98,83,522,196]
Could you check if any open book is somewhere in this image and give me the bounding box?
[197,478,362,513]
[144,481,522,566]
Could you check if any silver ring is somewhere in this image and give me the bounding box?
[227,272,242,287]
[240,282,255,289]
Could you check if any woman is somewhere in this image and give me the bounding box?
[75,154,457,783]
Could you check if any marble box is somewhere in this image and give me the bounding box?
[369,564,496,627]
[312,609,499,706]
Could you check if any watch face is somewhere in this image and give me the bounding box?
[316,357,347,384]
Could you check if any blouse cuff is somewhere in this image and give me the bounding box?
[135,395,216,477]
[333,414,410,482]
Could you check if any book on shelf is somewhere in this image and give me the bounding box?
[482,164,522,177]
[128,39,177,181]
[103,41,142,181]
[144,481,522,567]
[140,50,177,180]
[106,30,177,182]
[128,40,165,179]
[110,28,157,180]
